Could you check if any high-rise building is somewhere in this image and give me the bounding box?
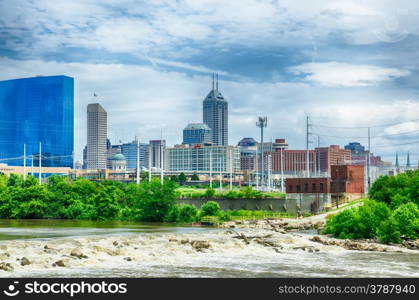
[0,75,74,168]
[203,74,228,146]
[87,103,107,169]
[148,140,165,170]
[121,140,148,170]
[182,123,212,145]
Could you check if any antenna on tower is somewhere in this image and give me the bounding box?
[216,73,219,90]
[212,73,215,90]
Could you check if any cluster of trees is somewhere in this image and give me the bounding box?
[0,174,234,223]
[169,172,199,183]
[0,174,179,222]
[324,170,419,243]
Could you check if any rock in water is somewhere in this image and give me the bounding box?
[0,262,14,271]
[20,257,31,266]
[70,248,87,259]
[54,259,69,267]
[191,240,210,250]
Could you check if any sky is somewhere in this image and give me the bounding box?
[0,0,418,164]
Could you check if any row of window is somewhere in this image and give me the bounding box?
[288,182,325,193]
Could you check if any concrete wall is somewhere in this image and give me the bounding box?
[178,193,332,214]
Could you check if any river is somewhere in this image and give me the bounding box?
[0,219,418,278]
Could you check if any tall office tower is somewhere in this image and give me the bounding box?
[148,140,165,170]
[203,74,228,146]
[0,75,74,167]
[87,103,107,169]
[182,123,212,145]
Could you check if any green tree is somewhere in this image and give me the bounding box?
[138,179,177,221]
[201,201,221,216]
[392,202,419,239]
[178,172,187,183]
[191,173,199,181]
[377,217,401,244]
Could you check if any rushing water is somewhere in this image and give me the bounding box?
[0,219,418,278]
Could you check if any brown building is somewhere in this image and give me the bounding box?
[266,140,351,176]
[315,145,352,174]
[286,177,331,194]
[286,164,364,195]
[330,164,364,194]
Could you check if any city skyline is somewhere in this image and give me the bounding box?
[0,1,418,164]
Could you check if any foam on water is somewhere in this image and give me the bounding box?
[1,229,418,278]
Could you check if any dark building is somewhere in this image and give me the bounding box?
[203,74,228,146]
[286,165,364,194]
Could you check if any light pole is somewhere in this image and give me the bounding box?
[256,116,267,190]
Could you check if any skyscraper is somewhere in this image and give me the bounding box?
[0,75,74,167]
[203,74,228,146]
[87,103,107,169]
[182,123,212,145]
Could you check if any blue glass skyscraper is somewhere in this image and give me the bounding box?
[0,75,74,167]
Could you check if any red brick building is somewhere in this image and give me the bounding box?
[286,164,364,194]
[315,145,352,174]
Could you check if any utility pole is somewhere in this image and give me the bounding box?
[209,149,212,188]
[219,156,222,193]
[267,154,272,191]
[31,155,34,176]
[280,147,284,193]
[367,127,371,193]
[256,116,267,189]
[255,150,259,191]
[160,131,164,185]
[317,135,320,176]
[229,148,233,190]
[136,139,140,184]
[39,142,42,184]
[148,144,152,182]
[23,144,26,181]
[306,116,312,178]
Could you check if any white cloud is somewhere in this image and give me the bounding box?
[0,57,417,163]
[288,62,411,86]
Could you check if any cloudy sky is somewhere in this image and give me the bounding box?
[0,0,418,164]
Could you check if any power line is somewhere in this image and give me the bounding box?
[312,118,419,129]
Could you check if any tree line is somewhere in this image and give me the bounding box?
[324,170,419,243]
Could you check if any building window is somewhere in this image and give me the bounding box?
[304,183,308,193]
[288,185,293,192]
[312,183,316,192]
[320,182,324,192]
[296,185,301,192]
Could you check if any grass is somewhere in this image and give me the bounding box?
[176,187,286,199]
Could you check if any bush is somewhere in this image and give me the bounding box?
[178,204,198,222]
[201,201,221,216]
[392,202,419,239]
[356,200,391,238]
[324,209,361,239]
[204,188,216,199]
[377,217,401,244]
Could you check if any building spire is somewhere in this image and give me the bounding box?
[395,152,399,168]
[212,73,215,90]
[216,73,219,91]
[406,151,411,168]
